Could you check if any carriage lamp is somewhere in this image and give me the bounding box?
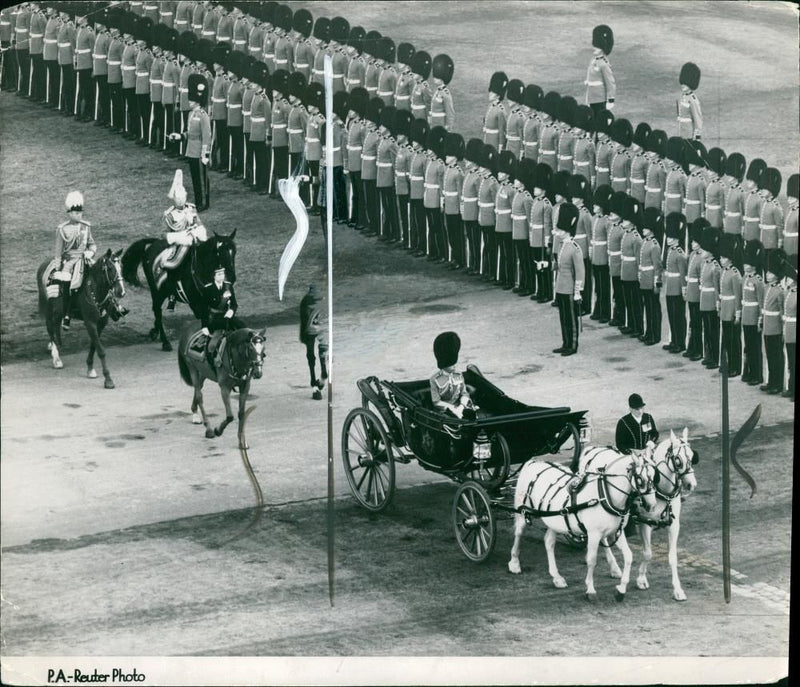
[579,419,592,444]
[472,430,492,461]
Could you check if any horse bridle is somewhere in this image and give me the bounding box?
[652,441,695,500]
[227,333,266,381]
[94,255,125,308]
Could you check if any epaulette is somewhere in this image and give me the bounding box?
[57,220,69,230]
[79,219,91,227]
[676,247,685,253]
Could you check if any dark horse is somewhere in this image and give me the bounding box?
[177,326,266,448]
[121,231,237,351]
[36,249,127,388]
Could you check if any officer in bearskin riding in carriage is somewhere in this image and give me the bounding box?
[52,190,97,330]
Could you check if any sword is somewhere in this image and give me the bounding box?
[74,69,80,115]
[94,79,99,120]
[147,102,154,143]
[28,56,33,96]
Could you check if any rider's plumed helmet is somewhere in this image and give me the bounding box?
[65,191,84,212]
[433,331,460,369]
[168,169,187,205]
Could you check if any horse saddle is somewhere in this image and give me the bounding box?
[42,260,76,298]
[153,245,190,289]
[187,329,227,369]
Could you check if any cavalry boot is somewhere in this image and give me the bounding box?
[167,294,177,311]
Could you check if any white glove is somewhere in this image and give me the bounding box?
[606,101,615,111]
[573,291,582,302]
[681,286,687,299]
[201,327,210,336]
[646,440,656,450]
[201,154,210,165]
[168,132,182,141]
[83,250,94,260]
[452,405,464,419]
[224,309,234,318]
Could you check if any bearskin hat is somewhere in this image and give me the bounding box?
[679,62,701,90]
[330,16,350,44]
[689,218,708,247]
[541,91,561,119]
[427,125,448,158]
[410,50,432,80]
[262,1,279,25]
[642,207,664,244]
[363,30,382,57]
[177,30,197,58]
[287,71,307,101]
[379,104,396,133]
[764,167,782,197]
[666,136,685,165]
[595,108,615,136]
[742,239,764,272]
[574,105,594,133]
[592,24,614,55]
[498,150,518,181]
[212,41,232,69]
[558,96,578,127]
[313,16,331,42]
[533,162,553,193]
[188,73,208,107]
[431,53,454,85]
[348,86,368,118]
[592,185,614,214]
[523,84,543,111]
[134,15,154,43]
[274,4,293,32]
[765,247,785,279]
[365,96,385,124]
[622,196,643,227]
[397,42,415,67]
[226,49,248,78]
[647,129,667,158]
[433,331,460,369]
[683,139,705,169]
[377,36,394,63]
[665,213,687,243]
[333,90,350,120]
[718,232,742,262]
[707,147,727,176]
[552,170,571,200]
[292,8,312,38]
[569,174,590,204]
[557,203,580,236]
[305,82,324,111]
[787,173,799,200]
[746,158,767,186]
[699,223,720,254]
[488,71,509,98]
[610,190,628,218]
[506,79,525,105]
[464,137,484,165]
[482,143,499,175]
[270,69,290,96]
[518,157,537,191]
[780,250,798,282]
[251,61,270,90]
[409,118,429,147]
[444,132,465,160]
[196,39,216,71]
[347,26,366,54]
[632,122,651,150]
[725,152,746,182]
[393,109,413,140]
[610,118,633,147]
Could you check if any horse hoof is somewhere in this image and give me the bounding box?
[205,429,215,439]
[192,414,203,425]
[673,590,687,602]
[312,390,322,400]
[104,379,115,389]
[53,359,64,369]
[162,342,173,352]
[87,369,98,379]
[507,561,521,575]
[148,329,158,341]
[615,587,626,602]
[585,592,598,602]
[553,577,568,589]
[636,578,649,591]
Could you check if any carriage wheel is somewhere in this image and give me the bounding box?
[465,433,511,490]
[453,482,496,563]
[551,422,582,469]
[341,407,396,512]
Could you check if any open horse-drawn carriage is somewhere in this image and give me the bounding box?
[341,365,592,556]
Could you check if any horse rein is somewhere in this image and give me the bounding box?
[651,442,694,501]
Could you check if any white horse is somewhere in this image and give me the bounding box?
[632,428,698,601]
[508,448,657,601]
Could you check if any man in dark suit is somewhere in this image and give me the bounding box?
[615,393,659,454]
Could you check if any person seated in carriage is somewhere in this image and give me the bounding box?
[199,267,246,370]
[53,191,97,330]
[162,169,208,310]
[430,331,478,419]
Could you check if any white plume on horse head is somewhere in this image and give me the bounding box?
[65,190,84,211]
[168,169,187,205]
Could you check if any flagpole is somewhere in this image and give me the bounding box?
[323,54,335,607]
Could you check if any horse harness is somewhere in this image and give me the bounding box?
[631,442,694,531]
[215,333,265,389]
[84,257,125,320]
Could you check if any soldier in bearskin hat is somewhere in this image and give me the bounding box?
[133,17,155,144]
[628,123,651,203]
[586,24,615,116]
[718,233,744,376]
[549,170,572,281]
[572,105,596,184]
[429,52,454,130]
[589,184,614,320]
[556,96,578,174]
[328,16,351,94]
[362,29,383,99]
[345,86,369,229]
[663,213,688,352]
[423,125,448,260]
[553,203,586,356]
[504,79,525,158]
[643,129,668,210]
[73,9,96,121]
[160,28,182,154]
[331,90,352,222]
[759,167,784,253]
[663,136,687,218]
[286,70,309,195]
[225,49,249,179]
[619,196,644,337]
[721,151,746,236]
[460,137,485,273]
[494,150,518,288]
[761,249,787,393]
[147,25,167,148]
[529,162,554,302]
[742,157,767,243]
[538,90,561,171]
[376,36,397,106]
[407,117,430,255]
[393,41,415,111]
[477,143,500,280]
[393,109,415,246]
[430,332,476,419]
[248,60,271,195]
[56,7,77,116]
[269,68,291,195]
[90,7,111,125]
[682,218,706,360]
[308,16,330,86]
[408,48,431,121]
[442,132,465,268]
[521,84,543,162]
[698,223,722,368]
[483,71,508,151]
[740,239,765,384]
[376,105,400,241]
[781,251,796,400]
[360,95,385,236]
[784,173,799,256]
[639,207,665,345]
[683,141,707,224]
[606,190,628,326]
[343,25,367,91]
[209,41,231,170]
[677,62,702,140]
[290,8,313,82]
[609,118,633,194]
[511,157,535,295]
[569,174,592,313]
[119,13,142,136]
[272,4,294,74]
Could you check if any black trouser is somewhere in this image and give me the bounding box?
[410,198,426,251]
[425,208,445,258]
[686,301,702,356]
[60,64,75,112]
[785,342,795,398]
[557,292,580,350]
[188,156,210,210]
[589,101,606,119]
[581,258,592,314]
[75,69,93,117]
[348,171,366,227]
[513,240,531,292]
[610,274,624,324]
[480,225,496,278]
[122,87,137,131]
[641,287,662,343]
[397,194,410,246]
[163,103,179,151]
[592,264,610,319]
[379,187,399,240]
[252,140,269,190]
[720,320,742,375]
[532,247,552,300]
[212,119,228,169]
[289,150,306,197]
[701,310,720,365]
[445,214,463,264]
[496,232,513,286]
[94,75,109,123]
[362,178,379,234]
[742,324,762,383]
[45,59,60,104]
[150,101,164,146]
[270,145,289,193]
[16,49,30,94]
[229,126,244,175]
[135,94,150,138]
[464,220,479,271]
[30,53,45,100]
[307,160,320,211]
[622,280,643,334]
[332,166,347,222]
[666,294,686,349]
[764,334,783,390]
[1,41,17,90]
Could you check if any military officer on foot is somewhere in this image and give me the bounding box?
[761,250,786,394]
[170,72,211,210]
[483,71,508,151]
[428,52,455,130]
[585,24,615,117]
[553,202,585,356]
[677,62,702,140]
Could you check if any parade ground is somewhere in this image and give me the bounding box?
[0,1,796,683]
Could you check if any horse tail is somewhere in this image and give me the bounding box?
[121,238,157,287]
[36,260,50,317]
[178,350,193,386]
